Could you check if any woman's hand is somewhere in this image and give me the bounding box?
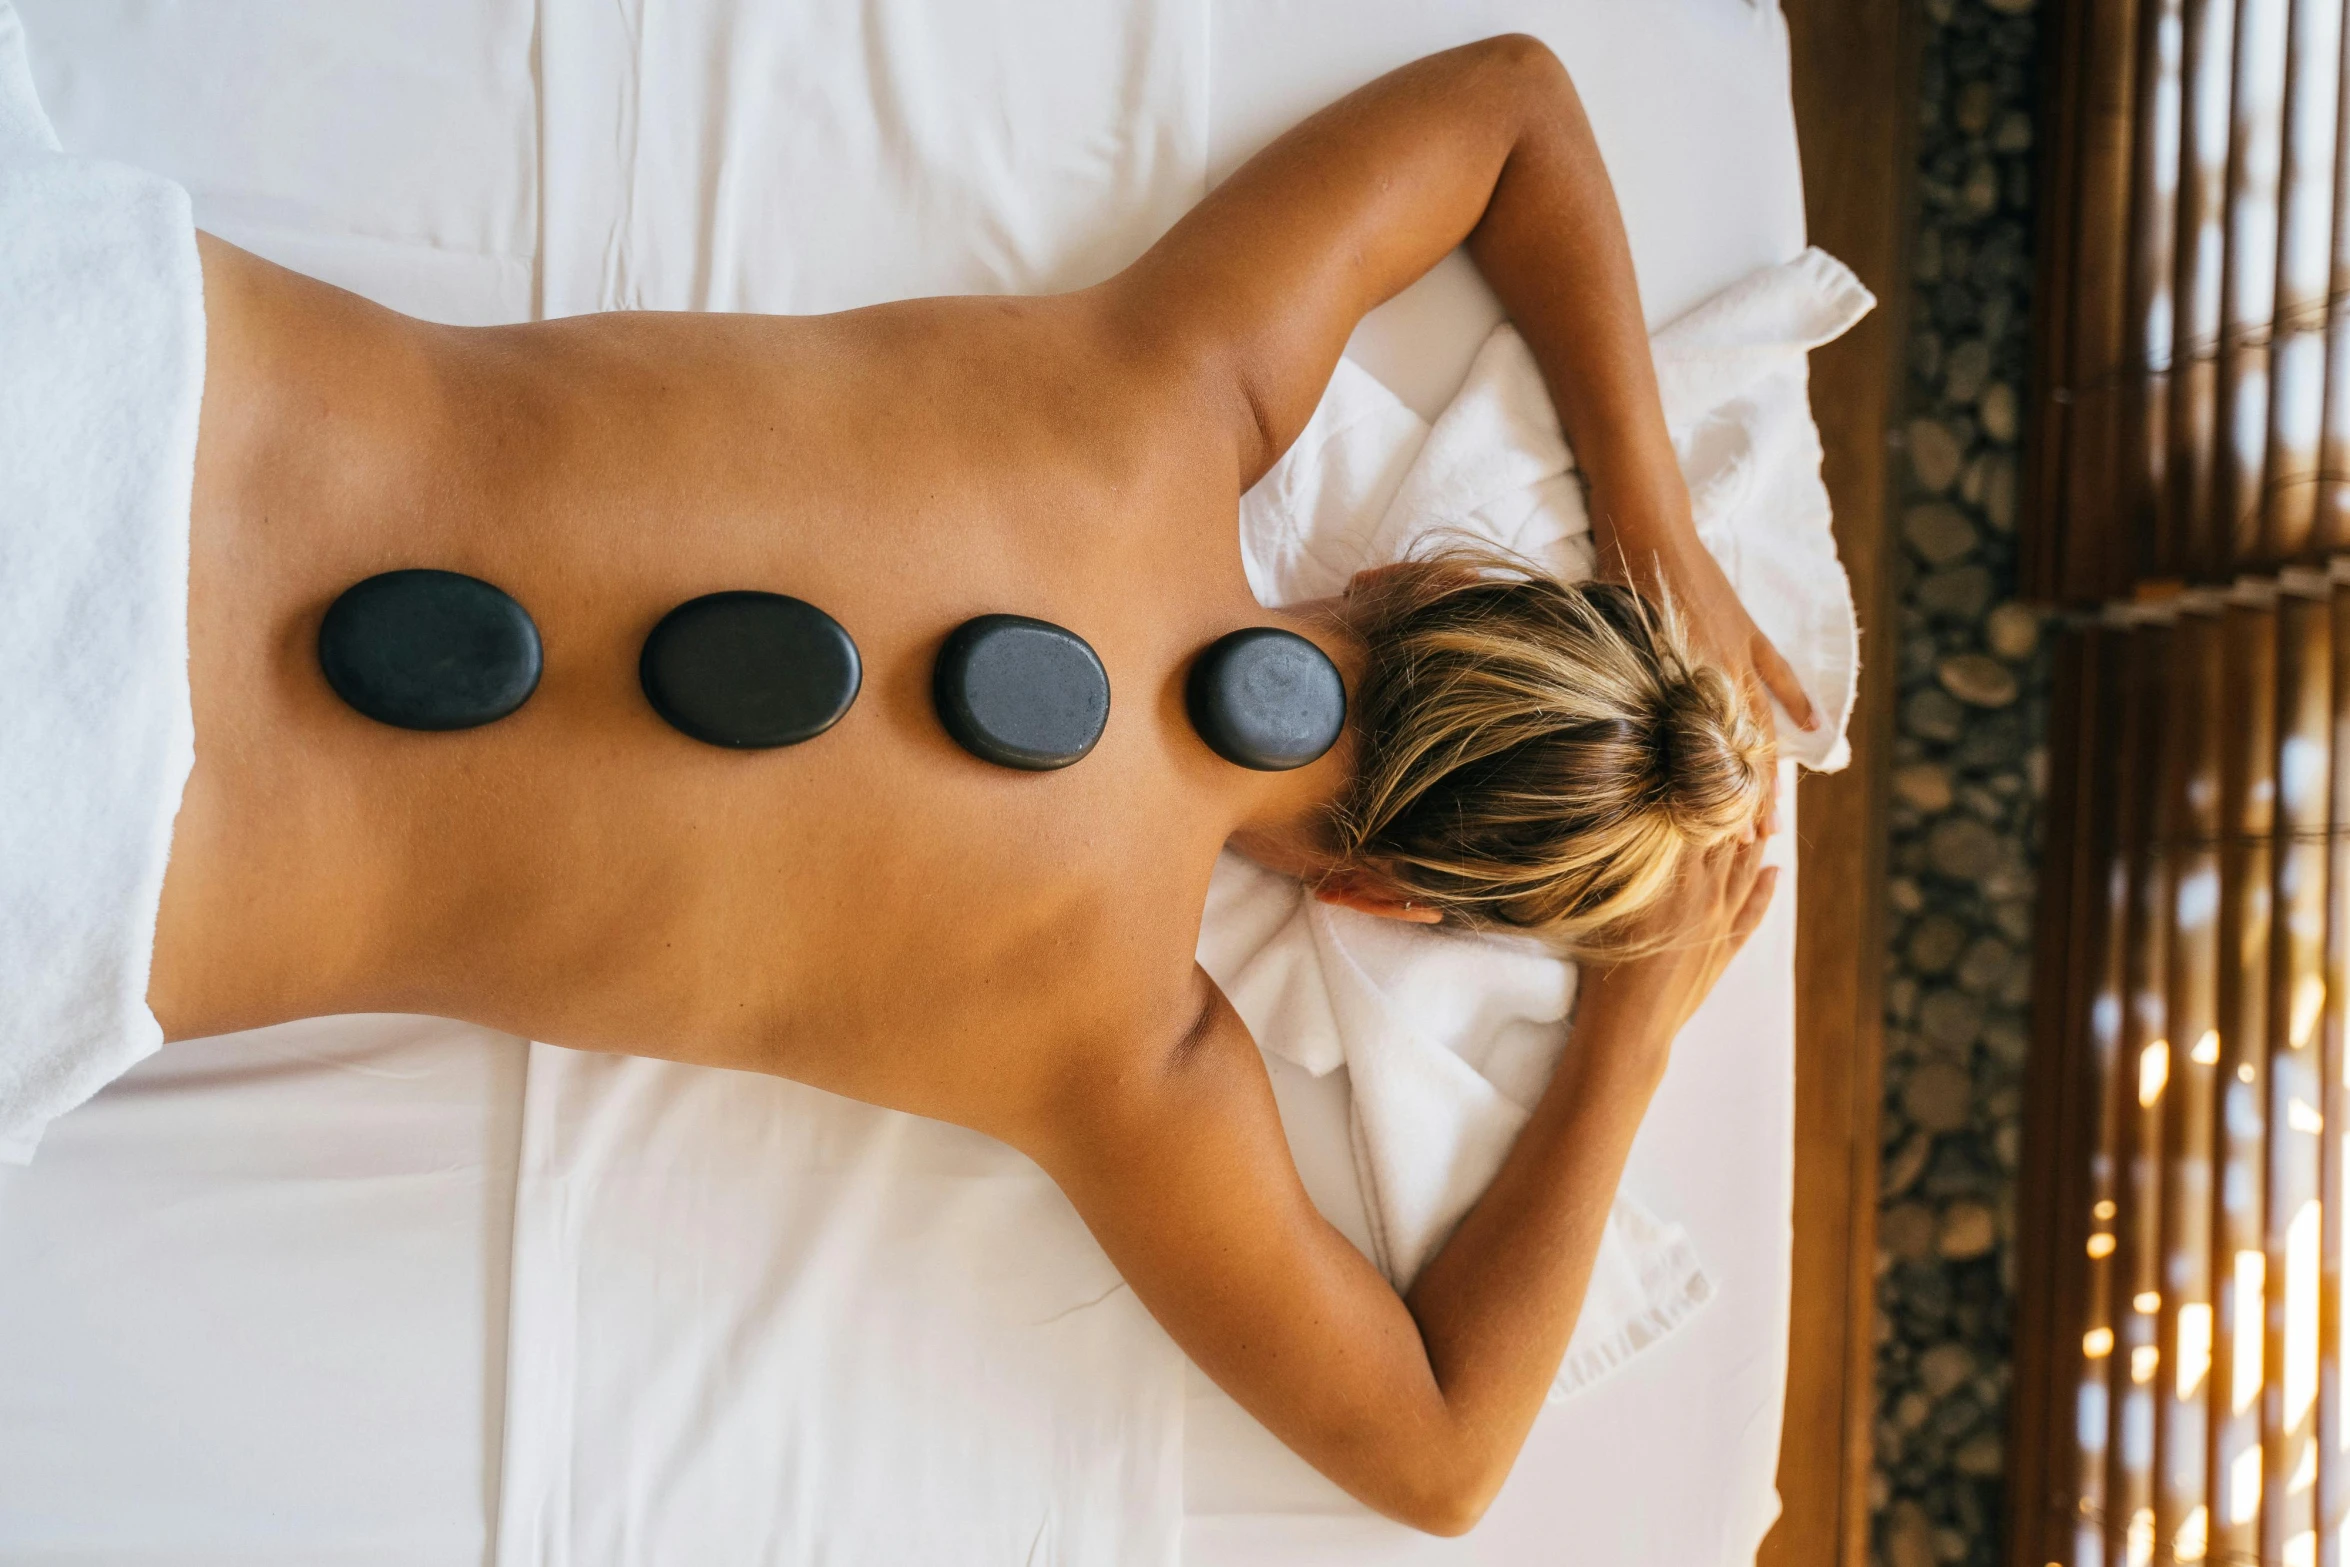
[1598,508,1820,735]
[1577,827,1778,1054]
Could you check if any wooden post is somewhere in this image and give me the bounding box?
[1764,3,1917,1564]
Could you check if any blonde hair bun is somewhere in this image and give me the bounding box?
[1652,663,1768,838]
[1331,544,1773,958]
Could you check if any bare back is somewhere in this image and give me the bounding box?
[157,238,1320,1138]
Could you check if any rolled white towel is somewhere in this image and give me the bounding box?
[0,1,205,1163]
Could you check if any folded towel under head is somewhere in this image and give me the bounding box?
[1206,247,1872,1398]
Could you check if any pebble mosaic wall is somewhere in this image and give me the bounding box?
[1868,2,2051,1564]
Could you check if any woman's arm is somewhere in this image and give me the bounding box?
[1107,34,1815,728]
[1032,835,1776,1534]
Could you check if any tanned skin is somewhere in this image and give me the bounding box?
[151,37,1798,1534]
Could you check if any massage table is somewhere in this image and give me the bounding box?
[0,2,1807,1561]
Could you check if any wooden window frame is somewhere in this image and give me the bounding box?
[1763,4,1918,1564]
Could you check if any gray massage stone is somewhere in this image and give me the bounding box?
[640,590,862,749]
[317,569,542,731]
[1186,626,1345,771]
[932,614,1110,770]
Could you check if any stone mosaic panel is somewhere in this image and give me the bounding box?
[1869,2,2050,1565]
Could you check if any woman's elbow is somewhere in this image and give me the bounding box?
[1390,1484,1496,1538]
[1406,1491,1493,1539]
[1376,1453,1505,1538]
[1452,33,1576,137]
[1468,31,1568,90]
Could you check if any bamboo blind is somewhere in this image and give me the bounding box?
[2015,0,2350,1555]
[2012,572,2350,1567]
[2027,0,2350,602]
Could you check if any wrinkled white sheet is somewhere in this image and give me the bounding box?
[501,1061,1189,1567]
[0,3,1808,1564]
[0,1015,526,1567]
[539,0,1207,315]
[11,0,536,323]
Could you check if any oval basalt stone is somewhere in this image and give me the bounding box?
[639,591,862,749]
[1185,626,1345,772]
[932,614,1110,771]
[317,569,542,731]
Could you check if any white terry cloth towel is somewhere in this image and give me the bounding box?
[1201,247,1873,1397]
[0,0,203,1165]
[1244,245,1872,772]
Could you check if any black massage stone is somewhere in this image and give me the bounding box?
[317,569,542,731]
[933,614,1111,771]
[640,591,861,749]
[1186,627,1346,771]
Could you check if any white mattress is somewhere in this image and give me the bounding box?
[0,2,1807,1562]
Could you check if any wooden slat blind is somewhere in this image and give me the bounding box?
[2159,608,2225,1565]
[2268,585,2331,1565]
[2262,0,2345,558]
[2215,593,2282,1567]
[2134,0,2187,571]
[2113,623,2176,1564]
[2321,587,2350,1565]
[2013,575,2350,1566]
[2168,0,2237,580]
[2021,7,2350,1550]
[2076,626,2133,1567]
[2040,0,2150,600]
[2215,0,2292,571]
[2015,625,2124,1567]
[2027,0,2350,597]
[2319,12,2350,551]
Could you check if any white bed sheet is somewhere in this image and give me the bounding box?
[0,2,1807,1562]
[0,1015,526,1567]
[10,0,537,324]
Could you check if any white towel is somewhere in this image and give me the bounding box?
[1243,245,1870,770]
[0,0,204,1165]
[1205,247,1871,1396]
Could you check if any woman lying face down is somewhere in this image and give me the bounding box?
[143,35,1801,1534]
